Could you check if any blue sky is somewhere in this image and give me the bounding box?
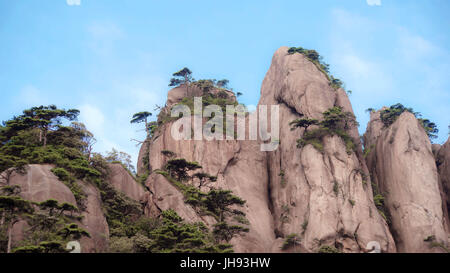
[1,0,449,167]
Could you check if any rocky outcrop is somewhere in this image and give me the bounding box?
[7,164,109,253]
[140,113,275,252]
[258,47,394,253]
[10,164,77,205]
[436,138,450,232]
[139,46,395,253]
[107,163,145,202]
[364,111,448,252]
[79,181,109,253]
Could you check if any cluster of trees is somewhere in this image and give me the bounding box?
[0,104,249,253]
[104,148,136,175]
[157,152,249,245]
[288,46,347,91]
[379,103,439,140]
[0,185,90,253]
[291,106,358,154]
[0,105,102,252]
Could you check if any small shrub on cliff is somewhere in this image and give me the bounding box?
[281,233,301,250]
[380,103,438,140]
[288,46,350,92]
[317,245,340,253]
[294,107,358,155]
[165,158,202,181]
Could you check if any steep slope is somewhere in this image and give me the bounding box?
[8,164,109,253]
[139,88,275,252]
[258,47,395,252]
[364,111,448,252]
[436,138,450,232]
[139,46,395,253]
[107,163,146,201]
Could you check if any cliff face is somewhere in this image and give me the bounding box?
[257,47,394,252]
[139,90,275,252]
[364,111,448,252]
[6,163,145,253]
[9,164,109,253]
[138,46,395,253]
[107,163,146,201]
[5,47,448,253]
[436,138,450,232]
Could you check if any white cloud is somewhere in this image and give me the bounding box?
[18,85,49,106]
[66,0,81,6]
[78,104,105,137]
[366,0,381,6]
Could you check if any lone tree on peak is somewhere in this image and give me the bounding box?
[130,111,152,138]
[165,158,202,181]
[169,67,193,96]
[289,118,319,132]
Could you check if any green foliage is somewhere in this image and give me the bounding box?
[158,159,249,247]
[212,221,249,243]
[161,150,176,158]
[380,103,438,140]
[380,103,416,127]
[281,233,301,250]
[130,111,152,138]
[193,172,217,189]
[295,107,358,155]
[424,235,450,252]
[329,76,344,90]
[204,189,246,222]
[363,144,375,158]
[289,118,319,131]
[333,181,339,196]
[57,223,90,240]
[419,118,439,140]
[278,170,287,187]
[169,67,193,87]
[349,199,355,207]
[288,47,329,74]
[165,158,202,181]
[371,183,391,225]
[104,148,136,175]
[216,79,229,89]
[108,209,233,253]
[130,111,152,124]
[7,198,82,253]
[301,220,308,234]
[317,245,340,253]
[288,46,349,91]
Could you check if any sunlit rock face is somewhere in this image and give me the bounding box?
[139,47,395,253]
[7,164,109,253]
[365,111,448,252]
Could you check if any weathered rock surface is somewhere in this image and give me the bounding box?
[107,163,145,202]
[7,164,109,253]
[139,46,395,253]
[258,47,394,253]
[140,114,275,252]
[436,138,450,232]
[10,164,76,205]
[78,181,109,253]
[364,111,448,252]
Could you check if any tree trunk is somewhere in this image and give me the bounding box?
[145,117,149,138]
[6,221,14,254]
[43,129,48,147]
